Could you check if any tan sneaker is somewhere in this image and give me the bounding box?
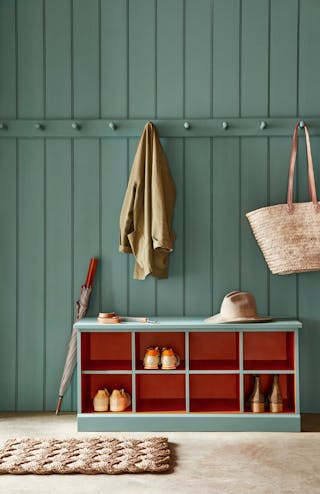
[93,388,110,412]
[109,389,131,412]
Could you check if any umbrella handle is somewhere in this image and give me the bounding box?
[85,258,98,288]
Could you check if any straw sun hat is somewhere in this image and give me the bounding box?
[205,291,272,323]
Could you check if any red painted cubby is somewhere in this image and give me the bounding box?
[81,332,132,371]
[135,332,185,370]
[81,374,132,413]
[243,332,294,370]
[136,374,186,412]
[189,332,239,370]
[243,374,295,413]
[190,374,240,413]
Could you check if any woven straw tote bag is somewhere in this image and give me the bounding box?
[246,121,320,275]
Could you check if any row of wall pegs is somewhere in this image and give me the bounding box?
[183,120,306,131]
[0,120,308,131]
[0,119,314,138]
[0,121,117,131]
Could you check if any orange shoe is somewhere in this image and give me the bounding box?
[143,346,160,369]
[161,347,180,370]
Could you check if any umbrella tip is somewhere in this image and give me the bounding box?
[56,396,63,415]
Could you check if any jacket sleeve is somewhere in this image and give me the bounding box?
[119,183,136,253]
[151,144,176,253]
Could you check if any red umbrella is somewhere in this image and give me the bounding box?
[55,258,98,414]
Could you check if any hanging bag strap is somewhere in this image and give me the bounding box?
[287,122,319,212]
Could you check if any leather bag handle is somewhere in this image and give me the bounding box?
[287,122,319,213]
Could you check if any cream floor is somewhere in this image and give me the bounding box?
[0,413,320,494]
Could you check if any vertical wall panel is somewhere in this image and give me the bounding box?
[1,0,320,413]
[268,0,298,319]
[17,140,44,410]
[212,138,240,312]
[0,140,16,410]
[73,0,99,117]
[45,140,72,411]
[299,0,320,116]
[101,0,127,118]
[241,138,268,314]
[269,138,297,317]
[129,0,155,117]
[74,139,100,316]
[17,0,44,117]
[101,139,128,313]
[185,138,211,315]
[212,0,240,117]
[157,0,183,118]
[128,139,156,315]
[269,0,298,117]
[185,0,212,117]
[0,1,16,117]
[299,0,320,410]
[157,138,184,315]
[241,0,269,116]
[298,135,320,412]
[45,0,71,118]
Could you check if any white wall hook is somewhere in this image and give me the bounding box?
[260,121,267,130]
[184,121,190,130]
[222,121,229,130]
[109,121,117,130]
[71,122,81,130]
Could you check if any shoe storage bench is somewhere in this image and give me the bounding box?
[75,317,301,432]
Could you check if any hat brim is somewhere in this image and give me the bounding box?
[204,313,272,324]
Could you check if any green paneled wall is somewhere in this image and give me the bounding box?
[0,0,320,412]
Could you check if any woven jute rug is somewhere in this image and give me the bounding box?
[0,437,170,474]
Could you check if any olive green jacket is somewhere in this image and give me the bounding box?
[119,122,176,280]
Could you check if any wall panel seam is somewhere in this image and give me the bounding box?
[210,0,213,119]
[239,0,242,118]
[126,0,129,119]
[98,0,101,119]
[15,138,19,411]
[182,0,186,119]
[210,136,213,315]
[154,0,157,119]
[296,0,300,117]
[182,138,186,315]
[14,0,18,119]
[70,138,75,409]
[43,0,46,119]
[238,137,242,289]
[99,138,102,310]
[43,137,47,410]
[267,0,271,119]
[71,0,74,118]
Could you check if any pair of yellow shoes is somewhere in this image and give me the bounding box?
[143,346,180,370]
[93,388,131,412]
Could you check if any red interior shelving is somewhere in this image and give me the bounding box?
[135,332,185,370]
[190,374,240,413]
[243,331,294,370]
[79,327,297,417]
[136,374,186,412]
[81,332,132,371]
[244,374,295,413]
[81,374,132,413]
[189,332,239,370]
